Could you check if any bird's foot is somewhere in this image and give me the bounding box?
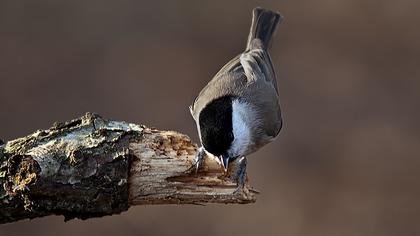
[191,146,206,174]
[230,156,247,194]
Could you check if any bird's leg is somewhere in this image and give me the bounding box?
[193,146,206,173]
[230,156,247,193]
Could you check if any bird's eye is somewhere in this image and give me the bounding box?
[228,132,234,140]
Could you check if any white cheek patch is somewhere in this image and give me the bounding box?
[230,100,251,157]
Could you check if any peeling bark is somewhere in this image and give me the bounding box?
[0,113,256,224]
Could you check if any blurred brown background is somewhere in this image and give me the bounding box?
[1,0,419,235]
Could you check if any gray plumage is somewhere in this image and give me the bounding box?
[190,7,283,156]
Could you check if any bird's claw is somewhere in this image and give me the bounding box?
[230,156,247,194]
[193,147,206,174]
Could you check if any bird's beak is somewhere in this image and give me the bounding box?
[220,155,230,172]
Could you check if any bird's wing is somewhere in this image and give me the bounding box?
[237,48,282,139]
[239,48,278,93]
[190,49,279,126]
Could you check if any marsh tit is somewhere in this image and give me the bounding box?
[190,7,283,171]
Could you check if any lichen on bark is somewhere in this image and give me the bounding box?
[0,113,142,223]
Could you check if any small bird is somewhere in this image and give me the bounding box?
[190,7,283,173]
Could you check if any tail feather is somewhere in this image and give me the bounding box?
[246,7,283,50]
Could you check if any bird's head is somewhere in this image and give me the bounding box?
[197,96,251,170]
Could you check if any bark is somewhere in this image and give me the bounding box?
[0,113,256,224]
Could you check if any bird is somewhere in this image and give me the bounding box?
[189,7,283,174]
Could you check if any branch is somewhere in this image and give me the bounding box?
[0,113,256,224]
